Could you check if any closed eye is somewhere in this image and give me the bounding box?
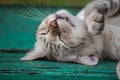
[40,33,47,35]
[56,16,75,27]
[63,17,68,21]
[39,30,49,35]
[62,17,75,27]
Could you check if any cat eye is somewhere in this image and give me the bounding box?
[55,15,75,27]
[39,30,49,35]
[63,17,68,21]
[63,17,75,27]
[40,33,47,35]
[56,15,68,21]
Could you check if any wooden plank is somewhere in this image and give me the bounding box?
[0,52,118,80]
[0,6,78,50]
[0,0,91,7]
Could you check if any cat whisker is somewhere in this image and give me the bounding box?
[22,0,46,21]
[19,15,42,21]
[23,2,42,17]
[29,0,46,17]
[41,0,51,17]
[43,0,48,15]
[37,0,48,17]
[47,0,52,15]
[25,11,39,17]
[62,22,71,32]
[60,24,71,33]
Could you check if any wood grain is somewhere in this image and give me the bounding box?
[0,52,118,80]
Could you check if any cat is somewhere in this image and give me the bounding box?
[21,0,120,79]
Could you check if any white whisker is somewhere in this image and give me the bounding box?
[28,0,46,17]
[23,2,41,17]
[22,0,48,21]
[61,25,70,33]
[41,0,50,16]
[26,11,43,20]
[31,0,46,17]
[18,14,42,21]
[46,0,51,15]
[37,0,47,17]
[61,21,71,32]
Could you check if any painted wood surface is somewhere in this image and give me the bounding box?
[0,52,118,80]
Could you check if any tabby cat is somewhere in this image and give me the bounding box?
[21,0,120,79]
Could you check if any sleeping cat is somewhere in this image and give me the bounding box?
[21,0,120,79]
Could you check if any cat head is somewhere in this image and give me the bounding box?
[38,9,93,45]
[37,9,100,66]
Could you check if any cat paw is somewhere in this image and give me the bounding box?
[86,12,104,35]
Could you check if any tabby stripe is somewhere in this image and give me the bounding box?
[44,38,46,43]
[58,35,69,47]
[109,0,113,11]
[53,44,57,53]
[57,44,60,49]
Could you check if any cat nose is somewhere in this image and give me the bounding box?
[50,20,58,27]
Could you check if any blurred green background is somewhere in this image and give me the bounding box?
[0,0,91,7]
[0,0,91,51]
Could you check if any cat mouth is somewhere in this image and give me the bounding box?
[50,15,75,27]
[49,15,75,36]
[50,20,58,27]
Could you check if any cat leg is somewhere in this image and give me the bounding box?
[85,9,104,35]
[84,0,120,35]
[117,61,120,80]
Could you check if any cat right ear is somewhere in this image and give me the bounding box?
[75,54,99,66]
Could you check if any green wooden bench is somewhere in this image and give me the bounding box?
[0,3,118,80]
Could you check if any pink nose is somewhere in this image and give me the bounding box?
[50,21,58,27]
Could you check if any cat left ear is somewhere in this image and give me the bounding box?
[76,54,99,66]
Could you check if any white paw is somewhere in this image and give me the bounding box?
[87,12,104,35]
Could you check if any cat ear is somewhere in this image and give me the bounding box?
[76,54,99,66]
[20,50,45,61]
